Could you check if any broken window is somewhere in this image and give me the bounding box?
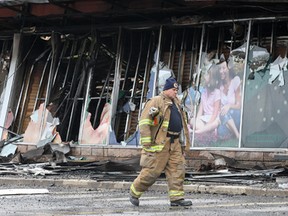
[2,18,288,149]
[242,21,288,148]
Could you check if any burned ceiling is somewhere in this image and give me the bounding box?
[0,1,288,35]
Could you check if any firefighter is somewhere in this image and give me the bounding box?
[129,76,192,207]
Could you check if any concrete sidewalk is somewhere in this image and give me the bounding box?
[0,177,287,197]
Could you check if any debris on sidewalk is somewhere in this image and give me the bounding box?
[0,144,17,157]
[186,168,285,185]
[0,157,140,177]
[0,138,286,191]
[0,189,49,196]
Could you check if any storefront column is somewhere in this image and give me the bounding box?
[239,19,252,148]
[109,27,123,144]
[0,33,21,139]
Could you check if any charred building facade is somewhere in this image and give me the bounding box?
[0,0,288,168]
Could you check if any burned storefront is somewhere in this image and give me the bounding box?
[0,1,287,172]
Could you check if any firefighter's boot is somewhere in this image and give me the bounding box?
[170,199,192,207]
[129,195,139,206]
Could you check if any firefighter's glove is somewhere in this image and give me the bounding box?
[149,107,159,118]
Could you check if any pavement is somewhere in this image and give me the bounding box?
[0,176,288,197]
